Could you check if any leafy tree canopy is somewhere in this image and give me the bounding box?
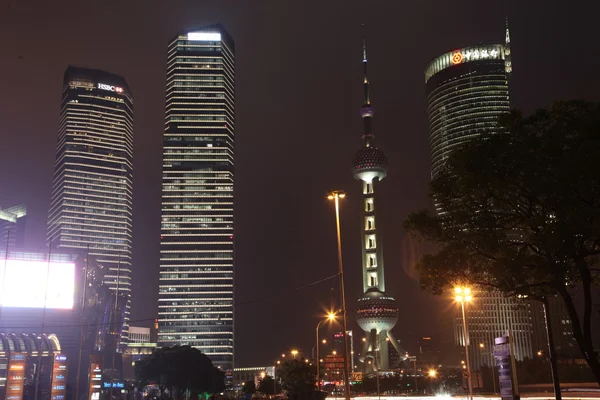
[242,381,256,394]
[257,375,280,395]
[277,359,317,398]
[404,100,600,383]
[135,345,225,399]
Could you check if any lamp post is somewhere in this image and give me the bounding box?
[316,312,337,391]
[327,190,351,400]
[480,342,497,394]
[455,286,473,400]
[275,360,281,396]
[373,336,390,400]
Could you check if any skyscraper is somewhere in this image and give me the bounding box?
[425,26,511,180]
[158,25,235,373]
[352,39,402,372]
[0,204,26,251]
[424,25,541,370]
[47,66,133,344]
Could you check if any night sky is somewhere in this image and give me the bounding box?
[1,0,599,367]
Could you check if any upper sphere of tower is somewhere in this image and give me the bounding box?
[356,288,399,333]
[351,147,388,182]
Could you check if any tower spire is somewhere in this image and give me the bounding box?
[360,27,374,148]
[362,30,370,105]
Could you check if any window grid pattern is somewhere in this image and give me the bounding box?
[47,68,134,344]
[426,58,510,180]
[158,27,235,373]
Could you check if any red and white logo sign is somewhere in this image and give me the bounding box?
[98,83,124,93]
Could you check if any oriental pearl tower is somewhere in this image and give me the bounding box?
[352,38,403,373]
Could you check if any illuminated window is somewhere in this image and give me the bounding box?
[367,254,376,268]
[369,274,377,287]
[365,217,375,231]
[366,235,376,249]
[365,199,374,212]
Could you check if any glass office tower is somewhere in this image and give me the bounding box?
[47,66,133,345]
[158,25,235,372]
[425,39,511,179]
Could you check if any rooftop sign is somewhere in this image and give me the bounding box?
[187,32,221,41]
[98,83,124,93]
[425,44,506,83]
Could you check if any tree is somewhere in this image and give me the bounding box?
[404,100,600,384]
[257,375,280,395]
[135,345,225,399]
[277,359,317,399]
[242,381,256,395]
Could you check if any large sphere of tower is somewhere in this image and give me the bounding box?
[351,147,388,182]
[355,288,399,333]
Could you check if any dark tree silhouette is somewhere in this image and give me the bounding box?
[257,375,279,395]
[242,381,256,395]
[135,345,225,399]
[404,101,600,384]
[278,359,317,400]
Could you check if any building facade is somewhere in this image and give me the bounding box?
[47,66,134,345]
[425,31,511,179]
[0,249,120,399]
[454,292,536,370]
[0,204,26,251]
[0,333,66,400]
[158,25,235,373]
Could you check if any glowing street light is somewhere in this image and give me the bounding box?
[291,349,299,359]
[455,286,473,400]
[428,369,437,378]
[316,310,338,390]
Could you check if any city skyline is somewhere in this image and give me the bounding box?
[1,0,598,368]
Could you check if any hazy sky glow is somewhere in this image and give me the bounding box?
[0,0,598,366]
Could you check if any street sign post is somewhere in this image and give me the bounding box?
[493,335,517,400]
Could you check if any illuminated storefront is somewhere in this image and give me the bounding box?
[0,335,64,400]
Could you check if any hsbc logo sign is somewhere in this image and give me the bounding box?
[98,83,124,93]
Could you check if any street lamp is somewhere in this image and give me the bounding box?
[291,349,299,359]
[428,369,437,378]
[327,190,351,400]
[455,286,473,400]
[373,336,390,400]
[316,311,338,390]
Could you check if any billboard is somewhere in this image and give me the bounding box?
[0,259,75,309]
